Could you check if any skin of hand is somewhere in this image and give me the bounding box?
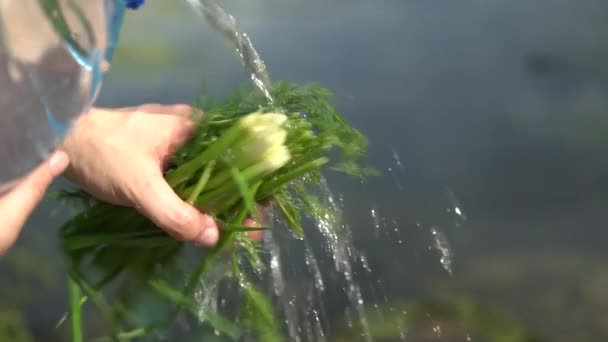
[61,104,263,247]
[0,150,70,255]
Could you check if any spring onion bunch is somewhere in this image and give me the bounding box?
[57,81,374,341]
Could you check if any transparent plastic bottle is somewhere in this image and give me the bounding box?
[0,0,128,191]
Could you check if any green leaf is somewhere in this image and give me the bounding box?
[204,313,242,341]
[226,159,258,221]
[273,193,304,238]
[68,276,84,342]
[242,281,284,342]
[56,80,374,340]
[186,160,216,203]
[220,223,271,232]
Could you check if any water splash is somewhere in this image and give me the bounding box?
[308,308,326,342]
[359,254,372,273]
[186,0,274,103]
[315,179,373,342]
[370,207,381,238]
[445,186,467,225]
[387,147,406,191]
[263,221,301,342]
[301,285,327,342]
[185,1,377,339]
[433,324,443,339]
[429,226,453,275]
[305,244,325,293]
[193,258,228,323]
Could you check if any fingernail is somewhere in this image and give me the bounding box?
[196,227,219,246]
[49,151,70,176]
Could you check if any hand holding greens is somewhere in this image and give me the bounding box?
[57,81,374,341]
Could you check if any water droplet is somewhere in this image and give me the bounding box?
[391,148,405,171]
[445,186,467,222]
[386,147,406,191]
[430,226,453,275]
[433,325,442,338]
[345,308,354,328]
[267,237,301,341]
[360,255,372,273]
[314,179,373,342]
[369,207,384,238]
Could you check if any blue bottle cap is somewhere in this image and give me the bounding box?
[125,0,145,10]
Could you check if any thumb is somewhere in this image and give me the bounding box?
[134,166,219,246]
[0,150,70,254]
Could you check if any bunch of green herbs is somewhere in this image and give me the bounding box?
[57,81,374,341]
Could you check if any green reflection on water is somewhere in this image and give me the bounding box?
[0,309,34,342]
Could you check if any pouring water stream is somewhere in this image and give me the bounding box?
[184,0,377,340]
[186,0,274,103]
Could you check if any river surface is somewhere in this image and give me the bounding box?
[3,0,608,341]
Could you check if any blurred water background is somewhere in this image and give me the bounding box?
[3,0,608,341]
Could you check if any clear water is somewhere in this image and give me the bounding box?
[4,0,608,341]
[186,0,274,103]
[186,1,377,339]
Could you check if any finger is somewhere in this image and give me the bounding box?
[133,164,219,246]
[243,217,264,241]
[158,120,198,170]
[243,202,269,241]
[136,104,194,117]
[99,104,202,120]
[0,150,69,254]
[139,104,205,124]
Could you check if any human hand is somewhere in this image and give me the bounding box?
[62,104,262,247]
[0,150,69,254]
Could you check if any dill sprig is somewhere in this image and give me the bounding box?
[57,81,374,341]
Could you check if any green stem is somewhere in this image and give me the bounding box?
[93,266,124,291]
[178,234,233,311]
[212,181,262,216]
[181,134,265,194]
[258,157,329,198]
[196,166,233,191]
[186,160,216,203]
[120,224,243,338]
[221,224,270,233]
[232,240,240,279]
[69,269,121,340]
[275,197,304,237]
[69,276,83,342]
[194,163,267,208]
[166,119,245,187]
[64,230,166,251]
[117,328,147,340]
[171,207,250,330]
